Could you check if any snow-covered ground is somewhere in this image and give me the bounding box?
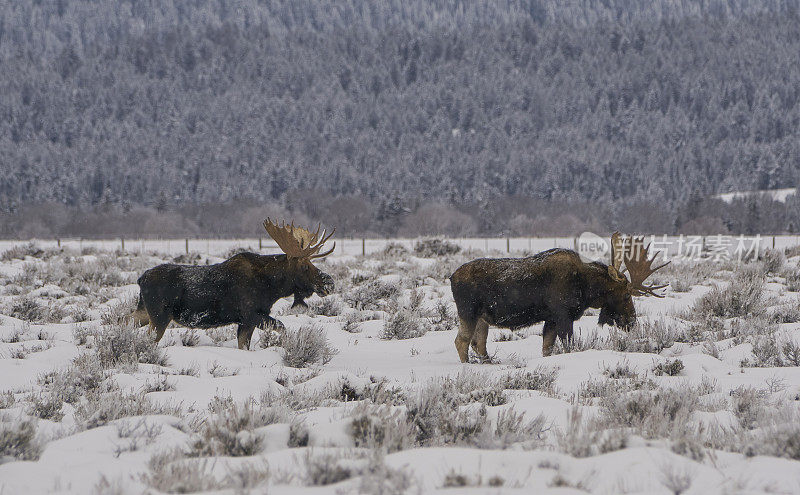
[0,240,799,494]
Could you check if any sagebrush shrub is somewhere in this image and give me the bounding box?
[95,322,169,367]
[10,297,45,322]
[357,453,418,495]
[349,405,417,453]
[280,324,337,368]
[652,359,684,376]
[1,242,48,261]
[37,352,108,405]
[556,408,628,458]
[413,238,461,257]
[188,400,287,457]
[75,391,178,430]
[302,452,353,486]
[744,422,800,460]
[381,309,430,340]
[770,303,800,323]
[748,336,784,367]
[339,310,376,333]
[693,268,766,319]
[759,248,785,273]
[730,386,767,430]
[27,393,64,421]
[141,450,221,493]
[307,297,343,317]
[344,280,399,310]
[382,242,409,257]
[0,414,41,461]
[782,267,800,292]
[499,367,558,391]
[659,261,716,290]
[600,386,701,440]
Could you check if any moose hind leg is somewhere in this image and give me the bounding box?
[237,324,255,350]
[455,317,477,363]
[470,318,490,363]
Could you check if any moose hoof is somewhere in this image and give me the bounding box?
[468,353,492,364]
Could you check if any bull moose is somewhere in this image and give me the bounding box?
[449,233,669,361]
[132,219,335,350]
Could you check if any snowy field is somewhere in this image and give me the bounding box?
[1,239,800,493]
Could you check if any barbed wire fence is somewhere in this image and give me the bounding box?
[1,234,799,261]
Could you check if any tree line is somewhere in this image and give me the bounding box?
[1,0,800,236]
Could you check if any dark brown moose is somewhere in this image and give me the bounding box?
[132,219,335,350]
[449,233,669,361]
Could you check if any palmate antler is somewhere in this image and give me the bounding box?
[610,232,626,272]
[619,234,670,297]
[263,218,336,259]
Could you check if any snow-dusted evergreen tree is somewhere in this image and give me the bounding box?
[1,0,800,235]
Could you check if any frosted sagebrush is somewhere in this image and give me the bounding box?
[188,400,288,457]
[94,322,169,368]
[141,450,221,493]
[0,415,41,461]
[693,268,766,319]
[280,324,337,368]
[413,238,461,257]
[381,308,430,340]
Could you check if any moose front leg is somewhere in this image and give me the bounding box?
[557,319,575,352]
[542,320,572,356]
[542,319,574,356]
[542,321,558,357]
[237,324,256,350]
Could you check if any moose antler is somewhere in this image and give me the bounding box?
[263,218,336,259]
[610,231,625,272]
[621,236,670,297]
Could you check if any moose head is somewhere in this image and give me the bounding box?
[263,218,336,305]
[598,232,670,329]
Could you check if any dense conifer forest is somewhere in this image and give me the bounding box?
[2,0,800,236]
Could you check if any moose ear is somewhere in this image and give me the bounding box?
[607,265,628,284]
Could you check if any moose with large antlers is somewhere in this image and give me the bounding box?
[132,219,335,350]
[449,232,669,361]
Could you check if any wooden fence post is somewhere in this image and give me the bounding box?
[57,238,60,248]
[120,238,124,251]
[185,238,189,254]
[362,238,365,256]
[259,237,262,250]
[506,237,510,253]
